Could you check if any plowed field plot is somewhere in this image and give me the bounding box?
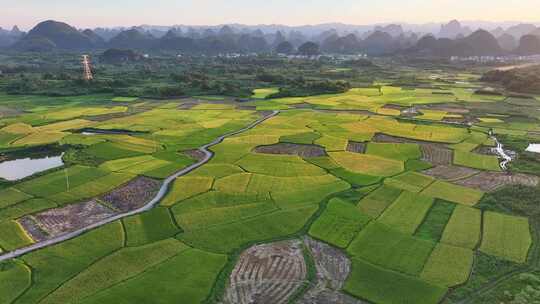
[346,141,367,153]
[19,200,116,241]
[183,149,207,161]
[223,240,307,304]
[253,143,326,158]
[422,165,479,181]
[100,176,161,212]
[300,237,365,304]
[453,172,539,192]
[420,145,454,165]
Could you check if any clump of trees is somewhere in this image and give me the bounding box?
[267,78,350,98]
[482,65,540,94]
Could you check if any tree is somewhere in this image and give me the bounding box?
[298,41,320,56]
[275,41,294,55]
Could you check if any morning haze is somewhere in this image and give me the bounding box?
[1,2,540,304]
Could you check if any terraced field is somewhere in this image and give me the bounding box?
[0,84,538,304]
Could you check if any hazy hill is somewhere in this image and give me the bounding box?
[107,29,156,50]
[516,35,540,55]
[13,20,95,51]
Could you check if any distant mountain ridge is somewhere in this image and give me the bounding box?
[3,19,540,56]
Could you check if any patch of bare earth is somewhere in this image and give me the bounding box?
[183,149,207,162]
[346,141,367,154]
[423,165,479,181]
[100,176,161,212]
[299,237,365,304]
[254,143,327,158]
[420,145,454,165]
[223,240,307,304]
[453,172,540,192]
[18,200,116,241]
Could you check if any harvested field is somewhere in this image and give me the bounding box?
[346,141,367,153]
[223,240,307,304]
[299,237,365,304]
[453,172,539,192]
[420,145,453,165]
[253,143,327,158]
[304,237,350,289]
[422,165,479,181]
[183,149,207,162]
[19,200,116,241]
[100,176,161,212]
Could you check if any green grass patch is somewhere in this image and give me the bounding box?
[0,188,32,209]
[123,208,181,246]
[18,222,124,304]
[440,205,481,249]
[309,198,371,248]
[329,168,381,186]
[384,171,435,193]
[357,185,402,218]
[178,205,318,253]
[0,261,32,304]
[366,143,421,161]
[344,258,447,304]
[347,222,436,276]
[40,239,188,304]
[377,191,434,234]
[0,220,33,251]
[480,211,532,263]
[453,151,501,171]
[415,200,456,242]
[421,180,484,206]
[78,248,227,304]
[420,243,474,287]
[280,132,321,144]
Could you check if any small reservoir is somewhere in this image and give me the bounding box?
[0,153,64,181]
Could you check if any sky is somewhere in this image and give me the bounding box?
[2,0,540,30]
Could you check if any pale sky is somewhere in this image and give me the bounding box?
[1,0,540,30]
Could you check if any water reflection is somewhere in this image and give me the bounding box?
[0,153,64,181]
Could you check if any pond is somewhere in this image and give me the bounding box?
[0,153,64,181]
[526,144,540,154]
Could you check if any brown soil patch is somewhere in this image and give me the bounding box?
[223,240,307,304]
[254,143,327,158]
[346,141,367,154]
[453,172,540,192]
[423,165,479,181]
[100,176,161,212]
[183,149,206,162]
[19,200,116,241]
[18,217,49,242]
[299,237,365,304]
[420,145,454,165]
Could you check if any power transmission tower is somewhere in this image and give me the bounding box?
[82,54,94,81]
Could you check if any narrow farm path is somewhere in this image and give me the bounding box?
[0,110,279,262]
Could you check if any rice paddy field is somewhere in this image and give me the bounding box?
[0,67,539,304]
